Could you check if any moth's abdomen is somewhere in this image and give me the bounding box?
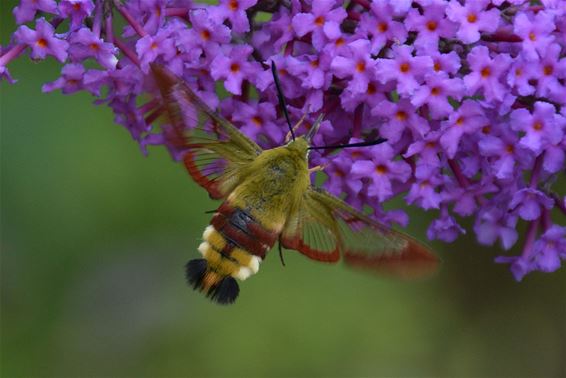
[185,202,278,304]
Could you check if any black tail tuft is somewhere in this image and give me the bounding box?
[185,259,240,305]
[209,276,239,305]
[185,259,208,289]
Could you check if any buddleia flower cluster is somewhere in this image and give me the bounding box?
[2,0,565,280]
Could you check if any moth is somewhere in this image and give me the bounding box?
[152,64,439,305]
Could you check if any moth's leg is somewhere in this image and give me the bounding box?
[278,237,286,267]
[284,113,307,143]
[308,165,327,173]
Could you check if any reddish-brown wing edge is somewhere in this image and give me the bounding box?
[151,64,261,199]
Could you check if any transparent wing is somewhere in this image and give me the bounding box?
[152,64,262,199]
[282,187,439,279]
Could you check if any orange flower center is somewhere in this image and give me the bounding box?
[533,121,543,131]
[529,32,536,41]
[252,116,262,127]
[433,61,441,72]
[335,37,345,46]
[505,145,514,153]
[89,42,99,51]
[375,165,388,174]
[426,21,437,32]
[200,29,211,41]
[430,87,440,96]
[230,63,240,73]
[315,16,324,26]
[229,0,238,11]
[367,83,376,95]
[456,116,464,126]
[544,65,554,76]
[482,125,491,134]
[399,62,410,73]
[356,61,366,72]
[36,38,48,48]
[377,22,388,33]
[467,13,477,23]
[481,67,491,77]
[396,111,407,121]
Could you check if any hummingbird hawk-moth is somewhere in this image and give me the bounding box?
[152,64,439,305]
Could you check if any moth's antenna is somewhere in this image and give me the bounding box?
[271,61,295,141]
[308,138,388,150]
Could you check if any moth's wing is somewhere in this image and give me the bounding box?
[152,64,262,199]
[280,189,341,263]
[282,187,439,279]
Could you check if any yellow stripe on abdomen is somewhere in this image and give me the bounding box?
[199,225,262,281]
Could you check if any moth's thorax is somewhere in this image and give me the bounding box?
[227,138,310,230]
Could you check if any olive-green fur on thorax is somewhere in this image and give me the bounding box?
[229,137,310,230]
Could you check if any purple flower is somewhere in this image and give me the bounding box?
[14,18,69,62]
[478,128,534,180]
[331,39,375,94]
[59,0,95,30]
[514,11,556,61]
[292,0,347,50]
[230,100,284,147]
[507,56,537,96]
[210,45,259,95]
[446,0,499,44]
[211,0,258,33]
[440,100,487,158]
[372,98,428,144]
[509,188,554,221]
[136,27,177,73]
[509,101,565,155]
[532,225,566,273]
[405,164,442,210]
[177,9,231,55]
[13,0,58,24]
[355,0,407,54]
[475,205,518,250]
[430,51,461,76]
[411,74,464,119]
[42,63,84,94]
[427,212,466,243]
[350,143,411,202]
[405,3,456,54]
[286,52,332,91]
[376,45,433,96]
[463,46,512,102]
[532,43,566,101]
[68,28,118,69]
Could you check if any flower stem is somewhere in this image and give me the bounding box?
[93,0,103,37]
[481,30,522,43]
[529,153,544,188]
[350,0,370,10]
[353,104,363,138]
[165,8,190,18]
[114,0,147,37]
[521,217,539,259]
[0,44,26,67]
[114,38,140,66]
[448,159,469,187]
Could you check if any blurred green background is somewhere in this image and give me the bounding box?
[1,7,565,377]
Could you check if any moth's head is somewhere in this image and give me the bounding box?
[286,114,324,156]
